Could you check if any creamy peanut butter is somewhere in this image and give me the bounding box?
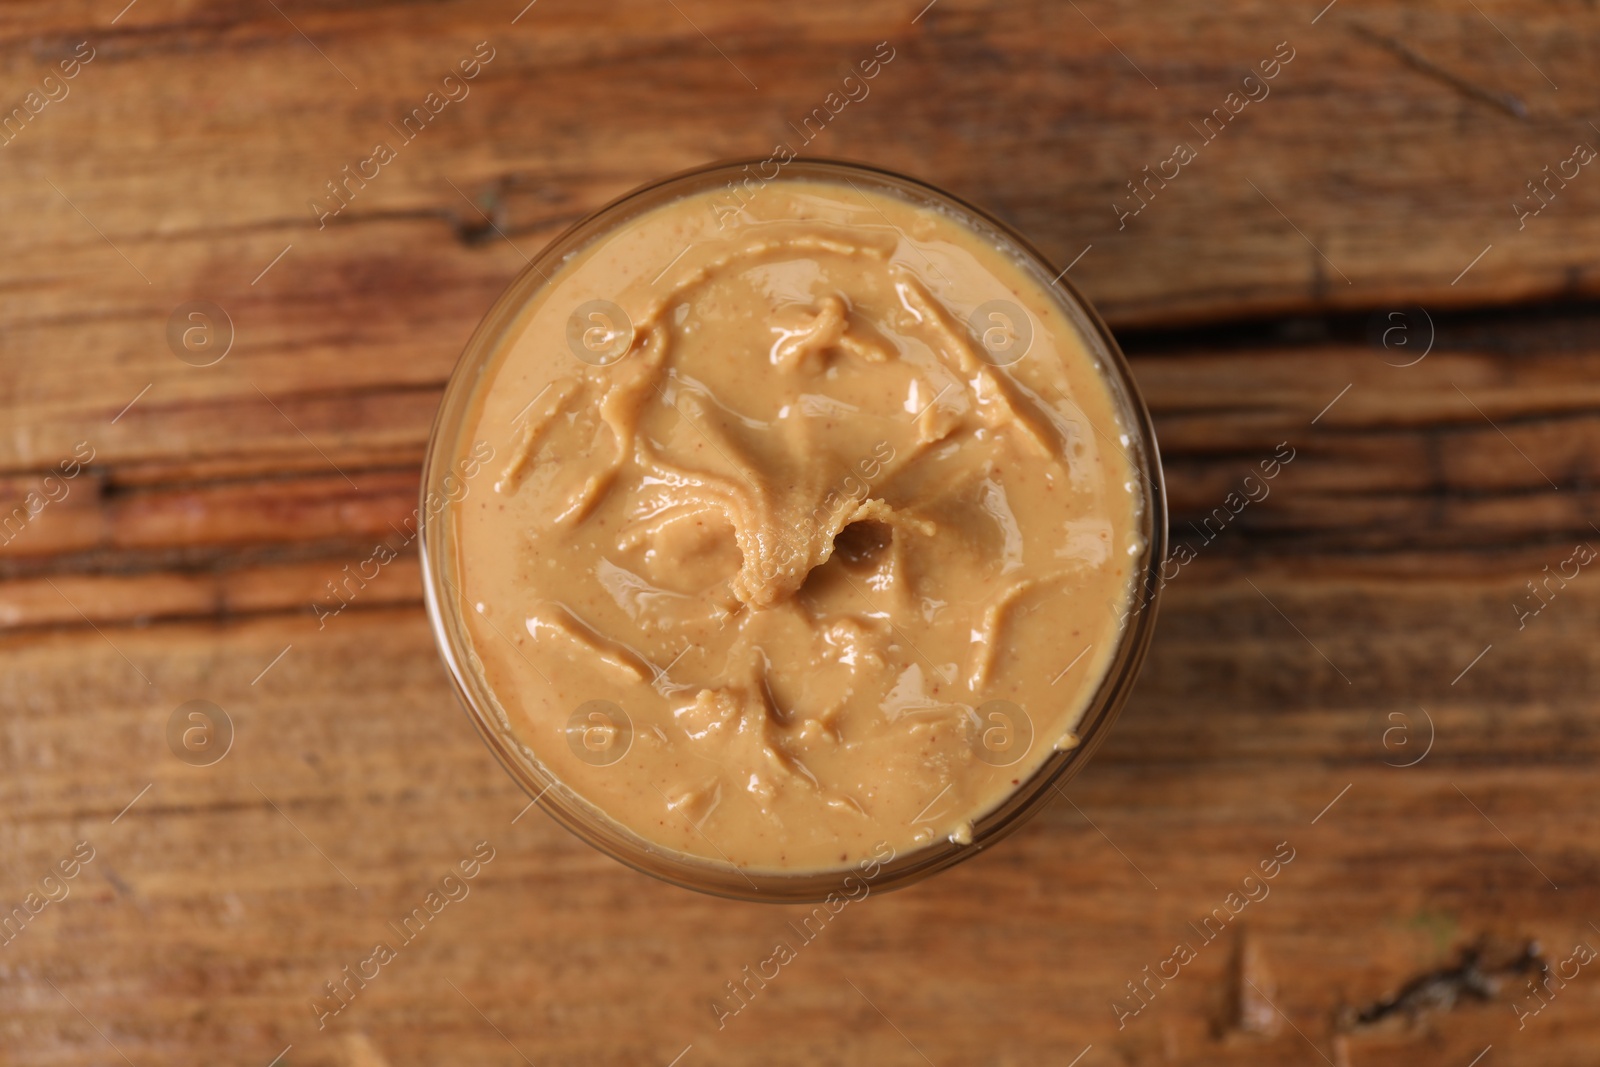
[448,173,1143,874]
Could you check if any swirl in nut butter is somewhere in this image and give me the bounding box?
[452,179,1142,873]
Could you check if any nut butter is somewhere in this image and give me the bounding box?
[422,160,1164,897]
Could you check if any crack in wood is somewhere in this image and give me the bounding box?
[1348,23,1529,121]
[1341,940,1544,1030]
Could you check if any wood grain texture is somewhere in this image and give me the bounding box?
[2,0,1598,1064]
[3,0,1599,473]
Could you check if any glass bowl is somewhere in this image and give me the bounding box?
[420,158,1166,902]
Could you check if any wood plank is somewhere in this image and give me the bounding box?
[2,0,1598,472]
[3,570,1596,1065]
[6,306,1600,632]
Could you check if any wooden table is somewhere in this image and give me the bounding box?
[3,0,1597,1063]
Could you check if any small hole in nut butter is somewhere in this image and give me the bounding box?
[451,175,1142,874]
[832,520,893,570]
